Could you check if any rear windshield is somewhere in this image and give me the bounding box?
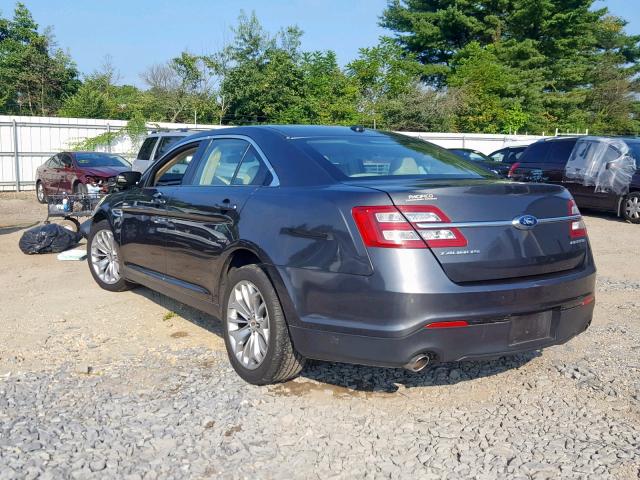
[75,153,130,168]
[296,134,488,180]
[451,149,491,162]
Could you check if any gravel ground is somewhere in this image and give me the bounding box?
[0,193,639,479]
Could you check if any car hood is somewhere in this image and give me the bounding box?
[79,166,130,177]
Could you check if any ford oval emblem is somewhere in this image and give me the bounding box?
[512,214,538,230]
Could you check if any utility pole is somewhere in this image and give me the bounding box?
[12,119,20,192]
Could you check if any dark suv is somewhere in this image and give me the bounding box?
[510,137,640,223]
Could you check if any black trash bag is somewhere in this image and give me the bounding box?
[19,223,81,254]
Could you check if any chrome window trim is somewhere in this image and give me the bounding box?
[415,215,581,229]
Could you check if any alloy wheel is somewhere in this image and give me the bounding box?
[625,196,640,220]
[90,230,120,284]
[226,280,270,370]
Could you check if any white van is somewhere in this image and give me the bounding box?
[131,130,196,173]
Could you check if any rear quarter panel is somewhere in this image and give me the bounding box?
[238,185,388,276]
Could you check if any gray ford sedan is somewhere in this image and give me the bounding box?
[85,126,596,385]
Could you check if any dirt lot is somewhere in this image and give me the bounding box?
[0,191,638,479]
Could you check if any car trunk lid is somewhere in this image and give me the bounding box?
[350,178,588,283]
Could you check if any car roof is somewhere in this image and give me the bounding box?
[180,125,384,141]
[146,130,197,138]
[59,151,121,155]
[539,136,581,143]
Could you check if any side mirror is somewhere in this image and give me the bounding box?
[116,171,142,188]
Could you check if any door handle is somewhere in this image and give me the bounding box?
[214,199,237,211]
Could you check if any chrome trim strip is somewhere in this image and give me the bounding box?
[415,215,581,229]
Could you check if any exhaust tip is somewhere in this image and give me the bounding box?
[404,354,431,372]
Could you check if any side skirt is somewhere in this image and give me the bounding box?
[123,265,220,318]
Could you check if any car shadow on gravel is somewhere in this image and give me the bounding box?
[0,222,39,235]
[131,287,225,337]
[581,209,625,223]
[129,286,540,392]
[298,352,540,392]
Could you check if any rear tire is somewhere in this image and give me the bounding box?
[222,264,305,385]
[622,192,640,224]
[36,181,46,204]
[87,220,134,292]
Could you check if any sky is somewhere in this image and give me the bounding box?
[1,0,638,87]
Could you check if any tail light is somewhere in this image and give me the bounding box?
[568,200,587,239]
[507,162,520,178]
[352,205,467,248]
[581,295,595,306]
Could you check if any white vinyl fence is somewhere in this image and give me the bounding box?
[0,115,545,191]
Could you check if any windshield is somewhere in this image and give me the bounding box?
[297,134,489,180]
[75,152,130,168]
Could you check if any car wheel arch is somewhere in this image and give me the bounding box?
[217,246,299,327]
[218,247,270,298]
[72,179,83,191]
[618,191,640,215]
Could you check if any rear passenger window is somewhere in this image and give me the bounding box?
[192,139,250,186]
[547,140,577,165]
[137,137,157,161]
[520,142,551,164]
[511,150,525,161]
[232,146,271,186]
[154,147,198,186]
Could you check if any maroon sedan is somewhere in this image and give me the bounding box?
[35,151,131,203]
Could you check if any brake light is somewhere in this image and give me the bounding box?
[352,205,467,248]
[507,162,520,178]
[426,320,469,329]
[568,200,587,239]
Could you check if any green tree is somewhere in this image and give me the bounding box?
[381,0,640,134]
[215,12,306,124]
[380,82,465,131]
[447,43,517,133]
[299,51,360,124]
[0,3,79,115]
[142,51,217,123]
[59,58,145,119]
[347,39,424,127]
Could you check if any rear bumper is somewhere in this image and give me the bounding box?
[275,247,596,368]
[289,301,593,367]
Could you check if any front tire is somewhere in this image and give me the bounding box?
[87,220,134,292]
[223,265,305,385]
[36,181,46,204]
[622,192,640,224]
